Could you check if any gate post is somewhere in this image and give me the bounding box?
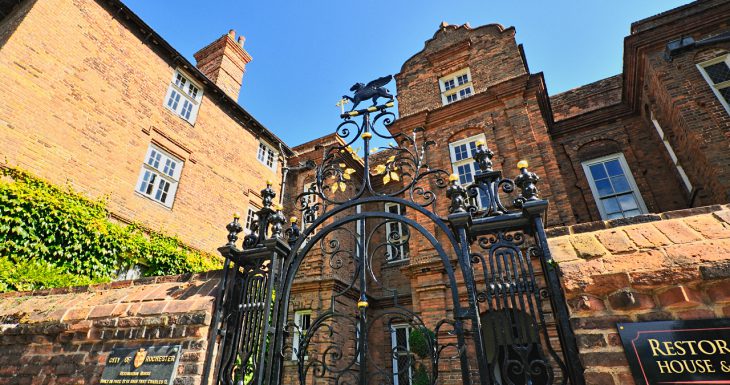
[206,181,292,385]
[448,176,494,385]
[524,201,586,385]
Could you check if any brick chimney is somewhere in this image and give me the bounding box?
[193,29,252,100]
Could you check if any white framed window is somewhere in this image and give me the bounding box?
[448,134,489,208]
[390,324,413,385]
[301,183,319,241]
[439,68,474,105]
[257,141,278,171]
[244,206,258,235]
[581,153,648,220]
[136,145,183,208]
[697,55,730,115]
[384,203,408,262]
[650,111,693,193]
[293,310,312,360]
[164,70,203,124]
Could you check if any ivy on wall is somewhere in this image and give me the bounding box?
[0,167,220,292]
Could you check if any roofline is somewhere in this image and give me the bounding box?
[630,0,699,33]
[102,0,293,156]
[397,23,514,75]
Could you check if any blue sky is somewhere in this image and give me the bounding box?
[124,0,690,147]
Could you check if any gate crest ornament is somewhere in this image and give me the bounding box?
[204,76,587,385]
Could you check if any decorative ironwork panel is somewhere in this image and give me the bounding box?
[205,75,586,385]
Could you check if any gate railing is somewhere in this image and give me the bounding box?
[203,76,586,385]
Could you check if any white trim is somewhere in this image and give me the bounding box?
[257,140,279,172]
[390,324,412,385]
[384,202,407,262]
[135,144,183,208]
[448,134,488,208]
[439,68,474,105]
[292,310,312,360]
[581,153,648,220]
[244,206,258,235]
[650,112,693,193]
[163,69,203,124]
[301,182,318,242]
[696,55,730,115]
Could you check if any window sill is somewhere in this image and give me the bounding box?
[384,258,409,268]
[134,191,174,210]
[163,105,197,126]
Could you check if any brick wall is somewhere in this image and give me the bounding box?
[395,23,527,118]
[0,272,220,385]
[550,75,623,122]
[548,205,730,385]
[642,39,730,205]
[0,0,282,253]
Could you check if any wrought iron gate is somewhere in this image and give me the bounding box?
[204,77,585,385]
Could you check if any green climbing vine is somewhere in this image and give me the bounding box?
[0,167,220,292]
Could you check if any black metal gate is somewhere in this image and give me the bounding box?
[203,78,585,385]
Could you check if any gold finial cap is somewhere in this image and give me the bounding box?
[266,180,273,186]
[233,212,240,219]
[361,132,372,139]
[290,216,298,223]
[449,174,459,182]
[517,160,529,169]
[475,140,485,147]
[357,300,369,309]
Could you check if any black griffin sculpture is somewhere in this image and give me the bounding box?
[342,75,395,111]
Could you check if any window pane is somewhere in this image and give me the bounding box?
[396,328,407,349]
[460,87,472,97]
[595,179,614,196]
[604,159,624,176]
[617,194,639,211]
[167,90,180,110]
[623,209,642,218]
[148,150,161,169]
[397,355,411,385]
[454,144,468,161]
[457,164,473,184]
[446,94,457,103]
[611,175,631,193]
[444,79,455,90]
[457,74,469,85]
[588,164,607,180]
[155,179,170,202]
[268,148,275,167]
[163,159,174,177]
[258,143,268,162]
[182,100,192,120]
[139,170,153,194]
[602,196,620,214]
[720,87,730,104]
[704,61,730,84]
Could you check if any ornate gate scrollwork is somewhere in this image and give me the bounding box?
[204,76,586,385]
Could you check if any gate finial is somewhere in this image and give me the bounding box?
[514,160,540,207]
[446,174,468,213]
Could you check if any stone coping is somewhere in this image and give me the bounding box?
[546,204,728,238]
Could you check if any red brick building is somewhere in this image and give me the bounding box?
[279,1,730,384]
[0,1,729,385]
[0,0,290,253]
